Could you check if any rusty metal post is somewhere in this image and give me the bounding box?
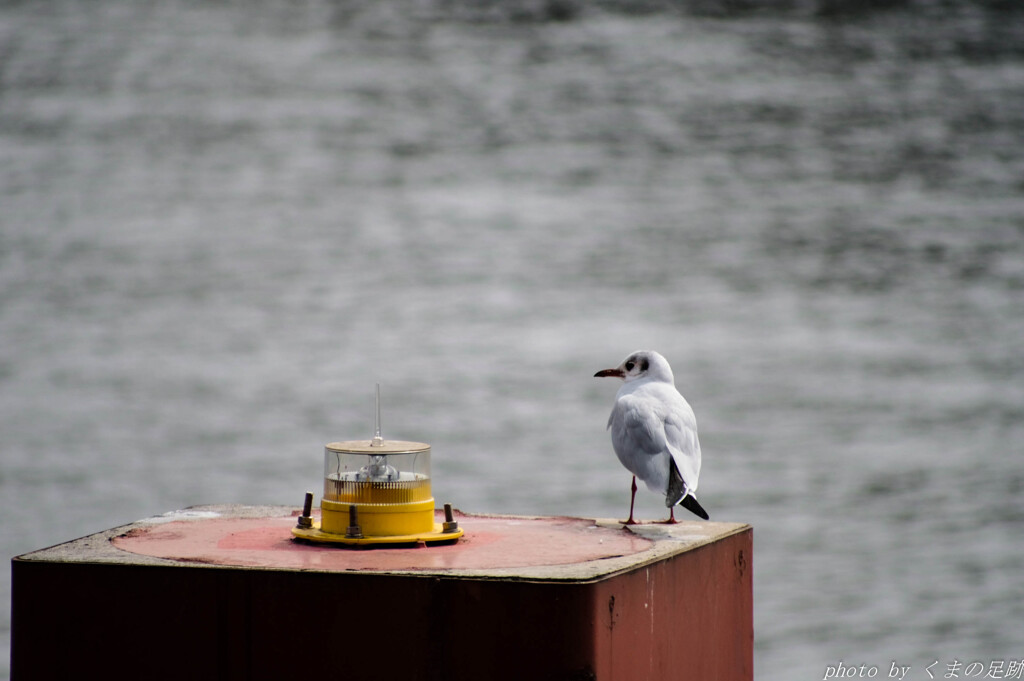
[12,505,752,681]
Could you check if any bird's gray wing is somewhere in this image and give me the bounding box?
[610,395,672,493]
[663,408,701,495]
[614,395,668,455]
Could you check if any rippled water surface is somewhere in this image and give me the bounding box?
[2,1,1023,678]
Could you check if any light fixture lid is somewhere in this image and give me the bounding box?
[325,440,430,455]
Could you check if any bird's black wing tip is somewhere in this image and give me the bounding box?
[680,495,710,520]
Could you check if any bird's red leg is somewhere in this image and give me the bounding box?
[663,505,678,524]
[624,476,638,525]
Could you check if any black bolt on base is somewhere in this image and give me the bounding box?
[345,504,363,538]
[296,492,314,529]
[443,503,459,533]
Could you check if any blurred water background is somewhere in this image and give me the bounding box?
[2,0,1023,678]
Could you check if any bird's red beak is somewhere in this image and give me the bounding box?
[594,368,624,378]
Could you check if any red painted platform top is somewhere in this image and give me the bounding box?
[111,509,652,573]
[20,505,749,581]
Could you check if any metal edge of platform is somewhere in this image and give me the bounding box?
[12,504,751,583]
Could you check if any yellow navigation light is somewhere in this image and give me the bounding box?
[291,386,463,547]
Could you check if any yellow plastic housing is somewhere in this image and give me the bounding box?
[320,498,435,536]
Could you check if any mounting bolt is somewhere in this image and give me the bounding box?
[442,503,459,533]
[346,504,363,538]
[296,491,314,528]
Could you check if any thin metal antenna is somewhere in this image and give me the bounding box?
[371,383,383,446]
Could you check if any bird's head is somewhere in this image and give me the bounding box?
[594,350,674,384]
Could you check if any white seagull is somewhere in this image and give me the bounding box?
[595,350,709,524]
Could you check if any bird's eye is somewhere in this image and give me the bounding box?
[625,362,635,371]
